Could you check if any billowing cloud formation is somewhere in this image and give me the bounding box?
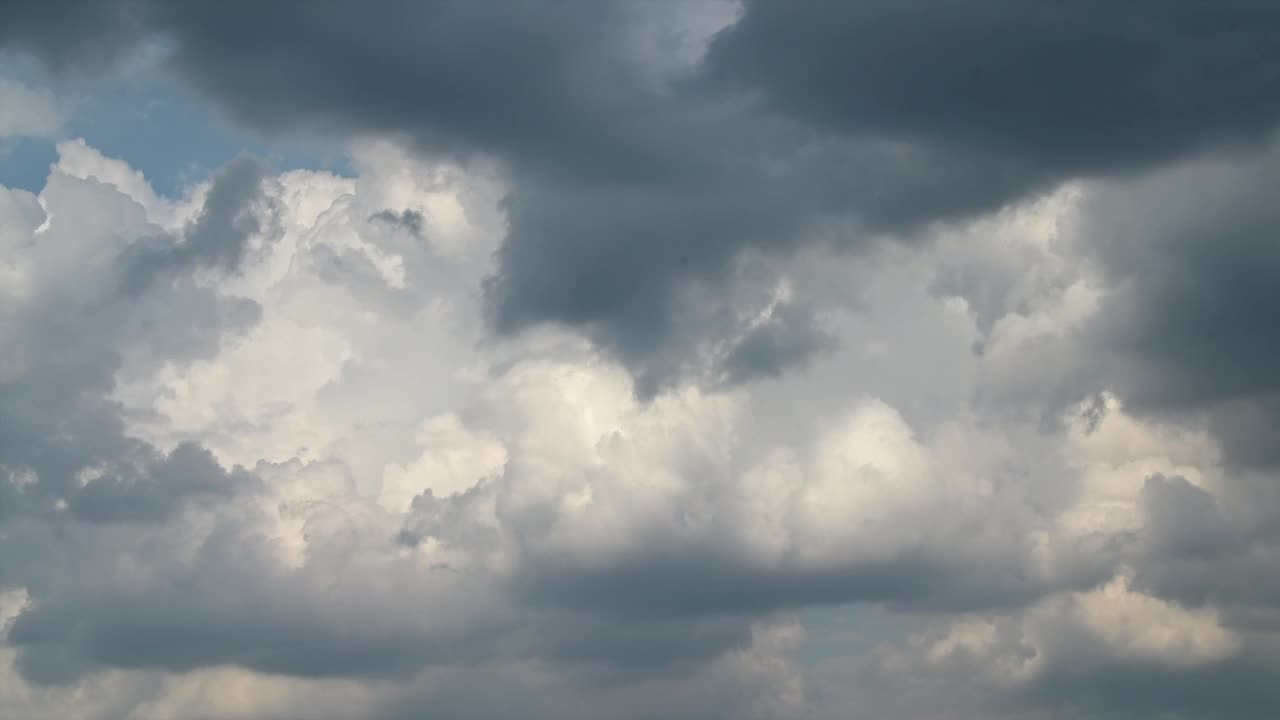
[0,134,1266,720]
[2,4,1280,719]
[16,0,1279,391]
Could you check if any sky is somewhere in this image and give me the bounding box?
[2,2,1280,718]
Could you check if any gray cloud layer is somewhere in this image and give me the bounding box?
[18,0,1276,394]
[10,1,1280,394]
[5,3,1280,719]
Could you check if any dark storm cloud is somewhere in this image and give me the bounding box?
[1139,474,1236,560]
[493,499,1118,622]
[147,0,848,387]
[1072,139,1280,467]
[894,640,1280,720]
[118,154,269,294]
[18,1,1280,389]
[706,1,1280,176]
[1020,655,1280,720]
[1128,473,1280,616]
[150,1,682,182]
[8,1,1280,392]
[721,302,833,384]
[5,555,498,686]
[67,442,257,524]
[0,0,146,72]
[482,164,828,393]
[513,552,1060,619]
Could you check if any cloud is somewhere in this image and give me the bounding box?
[368,208,425,238]
[0,141,1097,712]
[0,125,1272,720]
[0,76,62,139]
[116,154,270,295]
[0,0,147,73]
[1061,136,1280,468]
[0,146,275,683]
[705,1,1280,178]
[3,4,1280,717]
[14,1,1278,389]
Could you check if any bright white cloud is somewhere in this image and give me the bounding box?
[0,137,1270,720]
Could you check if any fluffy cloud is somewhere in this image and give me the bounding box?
[0,142,974,712]
[0,135,1262,718]
[3,4,1280,718]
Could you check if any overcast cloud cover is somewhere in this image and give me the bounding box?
[2,2,1280,718]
